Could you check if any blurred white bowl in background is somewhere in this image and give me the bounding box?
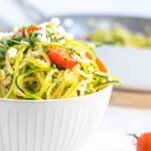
[0,86,112,151]
[96,45,151,91]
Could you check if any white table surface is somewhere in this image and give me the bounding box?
[79,105,151,151]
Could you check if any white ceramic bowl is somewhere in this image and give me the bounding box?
[0,86,112,151]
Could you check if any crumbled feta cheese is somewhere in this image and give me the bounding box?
[55,26,66,39]
[13,88,24,97]
[40,22,47,29]
[7,48,17,59]
[7,32,14,38]
[0,33,5,40]
[2,75,12,86]
[72,53,90,64]
[78,83,87,95]
[39,18,70,42]
[57,26,65,35]
[59,39,65,44]
[20,40,29,45]
[37,29,46,36]
[37,34,50,43]
[0,70,5,82]
[37,30,50,43]
[15,31,22,38]
[37,59,47,65]
[50,18,60,26]
[14,26,21,32]
[0,32,14,40]
[40,18,60,29]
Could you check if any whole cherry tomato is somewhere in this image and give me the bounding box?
[137,132,151,151]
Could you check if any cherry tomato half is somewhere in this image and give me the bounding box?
[86,52,93,60]
[86,52,108,73]
[96,58,108,73]
[20,26,41,37]
[48,47,78,69]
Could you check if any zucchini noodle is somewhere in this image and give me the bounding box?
[84,26,151,48]
[5,53,13,74]
[0,18,120,100]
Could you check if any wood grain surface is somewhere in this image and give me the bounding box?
[110,89,151,108]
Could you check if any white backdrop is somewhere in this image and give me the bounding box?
[0,0,151,27]
[0,1,150,150]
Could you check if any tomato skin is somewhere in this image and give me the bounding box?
[86,52,93,60]
[48,47,78,69]
[96,58,108,73]
[86,52,108,73]
[137,132,151,151]
[20,26,41,37]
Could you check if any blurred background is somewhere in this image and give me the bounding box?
[1,0,151,30]
[1,0,151,151]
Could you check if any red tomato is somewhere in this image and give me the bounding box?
[86,52,108,73]
[137,132,151,151]
[96,58,108,73]
[86,52,93,60]
[20,26,41,37]
[48,47,78,69]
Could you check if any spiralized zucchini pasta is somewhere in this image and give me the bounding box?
[85,26,151,48]
[0,18,120,100]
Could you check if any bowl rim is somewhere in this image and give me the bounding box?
[0,86,112,103]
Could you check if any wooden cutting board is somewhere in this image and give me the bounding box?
[110,89,151,108]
